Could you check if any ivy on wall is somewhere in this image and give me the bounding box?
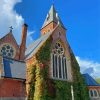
[28,65,36,100]
[53,80,72,100]
[34,63,43,100]
[70,53,89,100]
[28,37,89,100]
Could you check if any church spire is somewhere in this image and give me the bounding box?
[41,5,65,35]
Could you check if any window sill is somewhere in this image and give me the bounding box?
[51,77,68,81]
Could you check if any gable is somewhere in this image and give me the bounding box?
[25,25,70,60]
[0,32,19,49]
[0,32,20,59]
[51,25,71,60]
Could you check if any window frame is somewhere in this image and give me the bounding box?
[0,43,16,58]
[51,42,68,81]
[89,89,99,98]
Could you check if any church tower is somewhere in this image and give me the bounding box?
[26,5,89,100]
[41,5,66,35]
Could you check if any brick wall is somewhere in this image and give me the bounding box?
[0,78,26,97]
[0,33,20,60]
[41,22,57,35]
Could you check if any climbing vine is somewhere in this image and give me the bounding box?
[28,65,36,100]
[28,37,89,100]
[34,63,43,100]
[70,52,89,100]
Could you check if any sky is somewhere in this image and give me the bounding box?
[0,0,100,78]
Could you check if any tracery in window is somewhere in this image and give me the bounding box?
[0,43,16,58]
[51,42,67,80]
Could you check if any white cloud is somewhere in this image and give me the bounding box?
[76,56,100,78]
[27,30,36,37]
[27,30,36,46]
[0,0,24,44]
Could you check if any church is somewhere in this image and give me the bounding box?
[1,4,99,100]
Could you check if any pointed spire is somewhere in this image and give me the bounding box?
[41,5,65,29]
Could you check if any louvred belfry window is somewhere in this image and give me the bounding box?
[51,42,67,80]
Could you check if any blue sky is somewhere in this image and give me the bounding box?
[14,0,100,62]
[0,0,100,78]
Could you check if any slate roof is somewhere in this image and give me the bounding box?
[83,74,100,86]
[1,57,26,80]
[25,32,51,60]
[41,5,65,29]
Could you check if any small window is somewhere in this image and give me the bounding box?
[90,90,93,97]
[94,90,98,97]
[89,89,99,98]
[59,32,61,36]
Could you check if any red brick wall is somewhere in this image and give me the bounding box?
[19,24,28,60]
[0,33,20,60]
[88,86,100,92]
[0,78,26,97]
[41,22,57,35]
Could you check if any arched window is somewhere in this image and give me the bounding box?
[94,90,98,97]
[89,89,99,98]
[89,90,93,97]
[51,42,67,80]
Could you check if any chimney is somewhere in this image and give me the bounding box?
[19,24,28,60]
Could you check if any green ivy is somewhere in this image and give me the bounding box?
[36,38,51,63]
[28,65,36,100]
[54,80,72,100]
[70,53,89,100]
[28,37,89,100]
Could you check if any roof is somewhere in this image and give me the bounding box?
[41,5,65,29]
[25,32,51,60]
[1,57,26,80]
[83,74,100,86]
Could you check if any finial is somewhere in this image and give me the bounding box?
[9,26,13,33]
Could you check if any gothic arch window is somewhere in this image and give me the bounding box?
[0,43,16,58]
[51,42,67,80]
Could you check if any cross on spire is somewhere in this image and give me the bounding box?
[9,26,13,33]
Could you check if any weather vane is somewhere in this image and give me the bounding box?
[9,26,13,33]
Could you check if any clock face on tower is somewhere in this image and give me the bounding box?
[0,43,16,58]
